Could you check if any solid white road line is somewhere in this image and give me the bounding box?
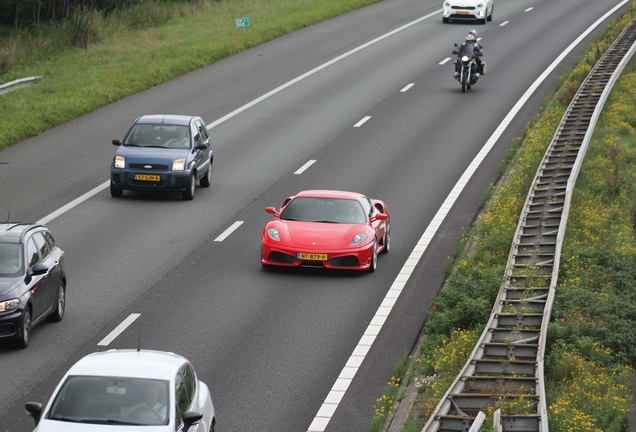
[400,83,415,92]
[205,10,443,131]
[295,160,317,174]
[306,1,631,430]
[439,57,451,65]
[97,313,141,346]
[353,116,371,127]
[37,180,109,225]
[214,221,244,242]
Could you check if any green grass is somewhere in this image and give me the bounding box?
[0,0,381,150]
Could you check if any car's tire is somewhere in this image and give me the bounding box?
[488,6,493,21]
[200,162,212,188]
[480,17,486,25]
[17,307,31,349]
[183,173,196,200]
[48,281,66,322]
[367,241,377,273]
[381,221,390,254]
[110,182,123,197]
[210,419,216,432]
[442,17,449,23]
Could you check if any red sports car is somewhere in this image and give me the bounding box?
[261,190,390,272]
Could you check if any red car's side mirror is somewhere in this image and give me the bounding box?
[370,213,388,222]
[265,207,279,217]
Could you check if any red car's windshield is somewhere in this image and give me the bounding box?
[280,197,366,224]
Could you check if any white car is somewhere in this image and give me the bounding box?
[442,0,494,24]
[25,349,216,432]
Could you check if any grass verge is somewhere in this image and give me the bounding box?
[371,5,636,432]
[0,0,381,150]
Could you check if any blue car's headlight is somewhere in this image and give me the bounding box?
[172,158,186,171]
[350,233,367,246]
[267,228,280,241]
[114,155,125,168]
[0,298,20,313]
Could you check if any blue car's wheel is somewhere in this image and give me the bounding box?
[183,173,196,200]
[110,181,123,197]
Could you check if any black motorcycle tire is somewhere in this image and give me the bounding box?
[461,69,468,93]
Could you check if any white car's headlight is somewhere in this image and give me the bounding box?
[172,159,186,171]
[478,10,485,17]
[0,298,20,313]
[267,228,280,241]
[444,1,450,5]
[114,155,125,168]
[477,2,484,7]
[350,233,367,246]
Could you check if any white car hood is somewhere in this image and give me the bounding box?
[446,0,486,6]
[34,420,172,432]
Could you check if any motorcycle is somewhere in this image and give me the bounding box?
[452,43,485,93]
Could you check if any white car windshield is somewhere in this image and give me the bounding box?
[48,376,170,426]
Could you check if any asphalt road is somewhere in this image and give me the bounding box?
[0,0,631,431]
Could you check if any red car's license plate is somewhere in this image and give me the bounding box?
[135,174,160,181]
[297,252,328,260]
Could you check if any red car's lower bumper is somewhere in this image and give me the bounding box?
[261,239,375,270]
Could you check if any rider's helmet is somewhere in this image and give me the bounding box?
[466,29,478,44]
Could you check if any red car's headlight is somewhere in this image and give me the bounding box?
[350,233,367,245]
[267,228,280,241]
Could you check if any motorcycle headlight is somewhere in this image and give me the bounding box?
[172,159,186,171]
[350,233,367,246]
[114,155,125,168]
[267,228,280,241]
[462,56,470,62]
[0,298,20,313]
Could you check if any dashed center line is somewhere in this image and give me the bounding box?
[400,83,415,92]
[500,21,510,26]
[525,7,534,12]
[295,160,317,174]
[215,221,244,242]
[354,116,371,127]
[97,313,140,346]
[439,57,451,65]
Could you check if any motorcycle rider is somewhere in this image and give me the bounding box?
[454,29,484,77]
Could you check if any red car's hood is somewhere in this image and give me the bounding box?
[285,221,362,247]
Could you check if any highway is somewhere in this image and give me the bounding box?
[0,0,631,431]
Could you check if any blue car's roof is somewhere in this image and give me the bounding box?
[136,114,193,126]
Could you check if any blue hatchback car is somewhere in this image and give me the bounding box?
[110,115,213,200]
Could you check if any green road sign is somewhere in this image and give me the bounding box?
[235,17,249,28]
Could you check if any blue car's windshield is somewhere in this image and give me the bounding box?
[124,124,191,149]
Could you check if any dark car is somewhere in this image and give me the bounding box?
[0,223,66,348]
[110,115,213,200]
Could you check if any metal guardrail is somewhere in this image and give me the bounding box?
[421,16,636,432]
[0,76,42,95]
